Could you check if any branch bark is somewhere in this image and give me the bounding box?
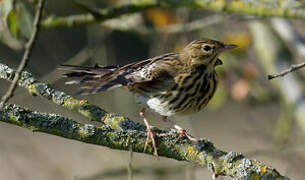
[0,103,288,180]
[41,0,305,28]
[0,62,289,180]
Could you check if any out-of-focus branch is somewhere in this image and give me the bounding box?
[153,14,223,34]
[128,148,133,180]
[271,18,305,59]
[268,61,305,80]
[42,1,156,28]
[249,21,305,143]
[100,14,223,35]
[0,62,289,180]
[0,0,45,109]
[271,18,305,77]
[42,0,305,28]
[76,165,184,180]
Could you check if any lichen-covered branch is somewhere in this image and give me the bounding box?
[0,103,289,180]
[42,0,305,28]
[0,62,106,123]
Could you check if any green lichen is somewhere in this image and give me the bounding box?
[249,165,267,180]
[63,97,79,110]
[78,124,96,138]
[0,63,15,80]
[103,113,126,130]
[28,84,39,96]
[78,103,106,122]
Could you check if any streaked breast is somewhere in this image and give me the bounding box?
[160,69,218,115]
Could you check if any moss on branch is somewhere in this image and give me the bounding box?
[41,0,305,28]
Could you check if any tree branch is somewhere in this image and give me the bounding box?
[0,62,290,179]
[100,14,224,35]
[268,61,305,80]
[0,0,45,109]
[42,0,305,28]
[0,62,106,122]
[0,103,289,180]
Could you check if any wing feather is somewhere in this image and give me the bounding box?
[60,53,179,95]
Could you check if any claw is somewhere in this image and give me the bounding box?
[177,128,197,141]
[162,116,197,142]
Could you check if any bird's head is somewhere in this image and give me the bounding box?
[181,38,237,68]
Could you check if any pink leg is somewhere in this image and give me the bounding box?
[140,108,158,156]
[162,116,197,141]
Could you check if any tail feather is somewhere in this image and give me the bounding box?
[59,64,132,95]
[59,64,119,78]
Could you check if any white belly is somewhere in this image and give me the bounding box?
[135,94,176,116]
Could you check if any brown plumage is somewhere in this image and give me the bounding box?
[61,38,237,156]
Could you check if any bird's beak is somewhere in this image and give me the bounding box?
[224,44,238,49]
[218,44,238,52]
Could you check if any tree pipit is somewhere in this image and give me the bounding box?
[61,38,237,156]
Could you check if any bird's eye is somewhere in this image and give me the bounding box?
[202,45,212,51]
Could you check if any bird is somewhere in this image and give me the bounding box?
[60,38,237,156]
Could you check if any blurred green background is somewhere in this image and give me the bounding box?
[1,0,305,179]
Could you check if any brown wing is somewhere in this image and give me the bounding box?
[60,53,179,95]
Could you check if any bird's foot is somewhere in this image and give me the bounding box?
[157,127,197,143]
[161,116,197,141]
[173,125,197,141]
[144,126,158,156]
[140,108,158,156]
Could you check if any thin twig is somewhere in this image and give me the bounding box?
[268,61,305,80]
[76,165,185,180]
[0,0,45,109]
[128,147,133,180]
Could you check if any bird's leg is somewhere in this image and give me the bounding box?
[161,116,197,141]
[140,108,158,156]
